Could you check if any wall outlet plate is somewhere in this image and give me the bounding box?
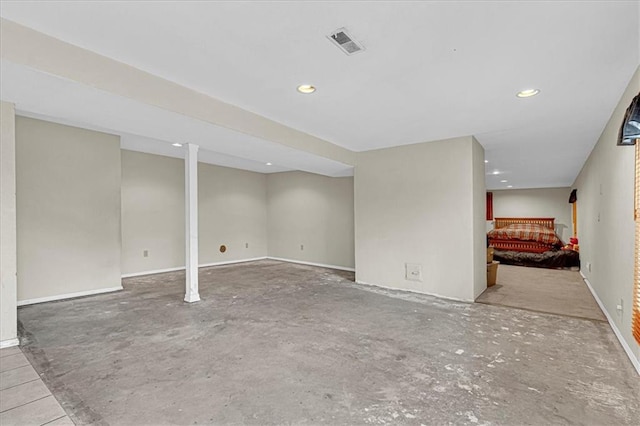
[405,263,422,282]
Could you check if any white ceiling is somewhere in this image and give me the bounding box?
[1,1,639,188]
[0,60,353,177]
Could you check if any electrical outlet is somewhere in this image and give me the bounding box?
[300,244,304,251]
[405,263,422,282]
[143,250,149,258]
[245,242,249,248]
[586,262,592,272]
[616,299,624,315]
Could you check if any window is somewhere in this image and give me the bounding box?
[618,94,640,344]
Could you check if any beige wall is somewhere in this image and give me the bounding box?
[1,102,18,346]
[490,187,573,241]
[355,136,485,301]
[121,150,268,276]
[121,151,185,275]
[199,162,267,264]
[16,117,122,302]
[573,66,640,368]
[267,172,354,269]
[472,138,488,298]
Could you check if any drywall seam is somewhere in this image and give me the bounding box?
[121,257,269,278]
[0,338,20,349]
[581,271,640,376]
[267,257,355,272]
[18,286,123,307]
[356,280,473,303]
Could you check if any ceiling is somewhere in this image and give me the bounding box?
[0,60,353,177]
[1,1,638,188]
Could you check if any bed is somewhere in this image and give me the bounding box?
[488,217,561,253]
[488,217,579,268]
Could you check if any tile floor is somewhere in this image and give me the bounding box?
[0,346,73,426]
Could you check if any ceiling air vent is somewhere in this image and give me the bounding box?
[327,27,365,55]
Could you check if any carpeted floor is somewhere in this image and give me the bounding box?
[476,264,607,321]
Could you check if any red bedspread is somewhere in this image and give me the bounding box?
[487,223,562,246]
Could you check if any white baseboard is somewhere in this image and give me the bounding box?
[0,338,20,349]
[355,279,473,303]
[267,257,355,272]
[580,271,640,376]
[200,257,267,269]
[122,266,185,278]
[17,286,123,307]
[121,257,268,278]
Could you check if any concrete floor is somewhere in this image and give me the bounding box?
[476,264,607,322]
[17,260,640,425]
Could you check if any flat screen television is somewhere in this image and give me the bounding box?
[619,93,640,146]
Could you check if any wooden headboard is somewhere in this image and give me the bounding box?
[493,217,555,230]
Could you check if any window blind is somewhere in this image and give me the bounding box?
[633,141,640,345]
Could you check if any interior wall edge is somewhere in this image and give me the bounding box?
[471,136,488,299]
[0,101,18,345]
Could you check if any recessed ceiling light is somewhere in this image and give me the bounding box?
[172,143,183,147]
[266,162,272,166]
[492,171,500,175]
[516,89,540,98]
[297,84,316,94]
[484,160,489,163]
[500,179,508,183]
[507,185,513,188]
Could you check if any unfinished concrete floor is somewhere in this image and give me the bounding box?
[17,260,640,425]
[476,264,607,322]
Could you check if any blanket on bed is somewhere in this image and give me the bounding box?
[494,249,580,269]
[487,223,562,247]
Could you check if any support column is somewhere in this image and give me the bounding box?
[1,101,19,347]
[184,143,200,303]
